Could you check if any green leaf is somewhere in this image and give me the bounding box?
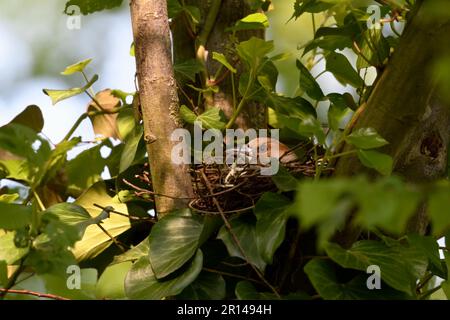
[212,52,237,73]
[296,59,324,100]
[112,236,149,265]
[149,210,204,279]
[303,36,353,56]
[428,185,450,236]
[356,29,390,69]
[125,249,203,300]
[0,232,29,264]
[271,165,298,192]
[230,12,269,32]
[327,92,358,111]
[236,37,274,70]
[325,240,428,295]
[304,259,409,300]
[296,116,326,144]
[96,261,132,299]
[42,202,100,239]
[292,0,334,19]
[73,181,131,261]
[217,215,266,271]
[180,105,198,124]
[0,193,19,203]
[235,281,278,300]
[254,193,290,264]
[357,149,393,175]
[61,58,92,75]
[326,52,364,88]
[0,260,7,287]
[198,108,227,130]
[174,59,204,82]
[64,0,123,15]
[43,74,99,105]
[119,125,143,173]
[0,202,32,230]
[346,128,389,149]
[66,141,109,195]
[354,177,420,234]
[9,105,44,133]
[407,234,445,278]
[178,272,226,300]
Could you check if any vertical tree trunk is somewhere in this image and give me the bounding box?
[172,0,267,130]
[130,0,194,217]
[333,3,450,242]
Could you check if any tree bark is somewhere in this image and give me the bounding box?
[130,0,194,217]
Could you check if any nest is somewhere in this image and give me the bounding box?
[126,144,323,216]
[188,157,318,216]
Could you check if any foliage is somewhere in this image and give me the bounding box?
[1,0,450,301]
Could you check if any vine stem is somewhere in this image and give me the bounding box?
[200,170,281,298]
[61,107,120,143]
[225,69,254,129]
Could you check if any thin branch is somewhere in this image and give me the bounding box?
[200,169,281,298]
[0,288,69,300]
[203,268,263,285]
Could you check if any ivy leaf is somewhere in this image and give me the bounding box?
[0,202,32,230]
[149,210,204,279]
[271,165,298,192]
[119,125,143,173]
[96,261,132,299]
[296,116,326,144]
[112,236,150,265]
[304,259,409,300]
[174,59,204,82]
[43,74,99,105]
[64,0,123,15]
[292,0,334,19]
[8,105,44,133]
[235,281,278,300]
[346,128,389,149]
[66,141,109,195]
[357,149,393,175]
[296,59,324,100]
[428,185,450,236]
[354,177,420,234]
[254,193,290,264]
[73,181,131,261]
[180,106,226,129]
[407,234,445,278]
[180,105,198,124]
[42,202,102,239]
[326,52,364,88]
[178,272,226,300]
[212,52,237,73]
[236,37,274,70]
[197,108,227,130]
[61,58,92,75]
[229,12,269,32]
[218,215,266,272]
[0,260,7,287]
[325,240,428,295]
[0,232,29,264]
[125,250,203,300]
